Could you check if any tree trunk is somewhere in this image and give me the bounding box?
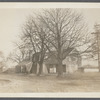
[47,65,50,73]
[30,62,37,74]
[57,43,63,77]
[37,49,45,76]
[37,60,44,76]
[37,63,43,76]
[57,59,63,77]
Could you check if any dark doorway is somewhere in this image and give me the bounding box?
[63,65,66,72]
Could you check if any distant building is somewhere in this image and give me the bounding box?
[78,65,99,73]
[15,60,32,73]
[15,48,82,74]
[15,59,48,74]
[45,48,82,74]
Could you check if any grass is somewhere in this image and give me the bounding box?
[0,72,100,92]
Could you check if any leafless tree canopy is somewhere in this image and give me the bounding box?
[12,8,91,77]
[38,9,90,57]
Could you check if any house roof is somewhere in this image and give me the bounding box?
[45,48,81,65]
[44,57,58,65]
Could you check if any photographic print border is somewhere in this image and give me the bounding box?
[0,2,99,99]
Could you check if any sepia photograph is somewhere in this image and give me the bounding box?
[0,2,100,97]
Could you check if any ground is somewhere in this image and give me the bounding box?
[0,72,100,93]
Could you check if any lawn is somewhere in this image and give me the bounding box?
[0,72,100,93]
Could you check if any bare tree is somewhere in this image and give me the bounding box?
[89,24,100,71]
[8,49,24,64]
[21,16,48,75]
[14,8,91,77]
[38,8,91,77]
[8,41,32,64]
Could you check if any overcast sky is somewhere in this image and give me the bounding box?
[0,8,100,59]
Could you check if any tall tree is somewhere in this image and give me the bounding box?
[38,8,90,77]
[90,24,100,70]
[21,16,48,75]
